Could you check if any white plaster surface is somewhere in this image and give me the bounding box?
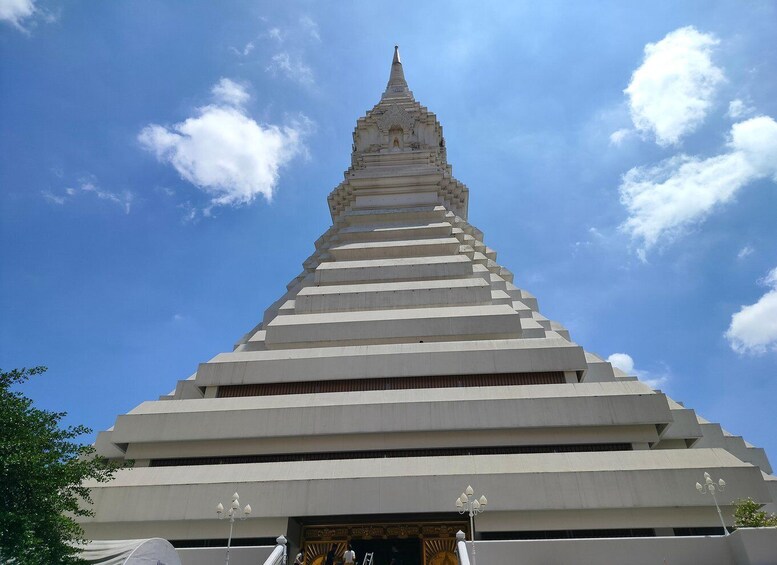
[469,529,777,565]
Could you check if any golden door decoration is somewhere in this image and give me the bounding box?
[305,541,346,565]
[301,521,466,565]
[423,538,457,565]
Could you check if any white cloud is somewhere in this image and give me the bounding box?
[299,15,320,42]
[624,26,724,146]
[727,99,755,120]
[230,41,255,57]
[737,245,754,260]
[0,0,55,32]
[211,78,250,107]
[267,52,314,87]
[619,115,777,254]
[609,128,633,146]
[41,178,133,213]
[138,79,311,209]
[573,227,607,252]
[607,353,670,389]
[268,27,283,42]
[80,181,134,214]
[41,190,65,205]
[178,201,198,223]
[0,0,35,30]
[607,353,636,374]
[726,267,777,355]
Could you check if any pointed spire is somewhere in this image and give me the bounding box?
[383,45,410,98]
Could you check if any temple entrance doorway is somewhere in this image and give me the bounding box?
[353,538,419,565]
[301,520,463,565]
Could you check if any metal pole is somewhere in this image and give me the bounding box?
[710,489,730,536]
[225,514,235,565]
[469,508,477,565]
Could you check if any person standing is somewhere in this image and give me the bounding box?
[293,551,304,565]
[343,544,356,565]
[325,544,337,565]
[388,545,400,565]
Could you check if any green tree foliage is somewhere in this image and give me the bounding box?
[0,367,122,564]
[733,497,777,528]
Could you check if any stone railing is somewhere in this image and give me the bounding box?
[455,530,471,565]
[461,528,777,565]
[262,535,288,565]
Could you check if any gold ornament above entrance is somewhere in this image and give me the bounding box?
[301,520,466,565]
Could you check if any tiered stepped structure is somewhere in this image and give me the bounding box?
[82,48,776,565]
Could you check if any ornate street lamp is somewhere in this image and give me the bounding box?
[695,471,729,536]
[216,492,252,565]
[455,485,487,565]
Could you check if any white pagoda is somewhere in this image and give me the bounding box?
[82,47,776,565]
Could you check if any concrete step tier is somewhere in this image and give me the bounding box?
[110,381,672,448]
[329,237,461,261]
[337,221,453,242]
[263,304,525,348]
[294,278,493,313]
[314,255,475,284]
[197,337,588,386]
[80,448,770,540]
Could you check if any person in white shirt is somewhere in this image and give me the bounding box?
[343,544,356,565]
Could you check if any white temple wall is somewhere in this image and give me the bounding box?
[123,425,660,461]
[195,339,588,385]
[112,384,672,446]
[81,449,768,535]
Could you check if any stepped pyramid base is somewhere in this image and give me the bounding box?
[81,47,775,565]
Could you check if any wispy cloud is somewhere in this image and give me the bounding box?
[138,78,313,212]
[727,98,756,120]
[0,0,36,31]
[737,245,754,260]
[266,52,314,87]
[177,201,198,224]
[258,16,320,88]
[41,178,134,213]
[267,27,283,42]
[298,15,320,42]
[726,267,777,355]
[211,78,250,107]
[41,190,65,205]
[619,115,777,257]
[229,41,255,57]
[572,227,608,252]
[0,0,56,33]
[607,352,671,389]
[624,26,724,146]
[609,128,633,146]
[80,180,133,214]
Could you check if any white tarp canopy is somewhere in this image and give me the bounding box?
[77,538,181,565]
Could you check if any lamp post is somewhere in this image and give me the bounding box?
[217,492,252,565]
[455,485,487,565]
[695,471,729,536]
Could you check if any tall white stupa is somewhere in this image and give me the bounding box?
[81,47,776,565]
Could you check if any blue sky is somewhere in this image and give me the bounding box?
[2,1,777,464]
